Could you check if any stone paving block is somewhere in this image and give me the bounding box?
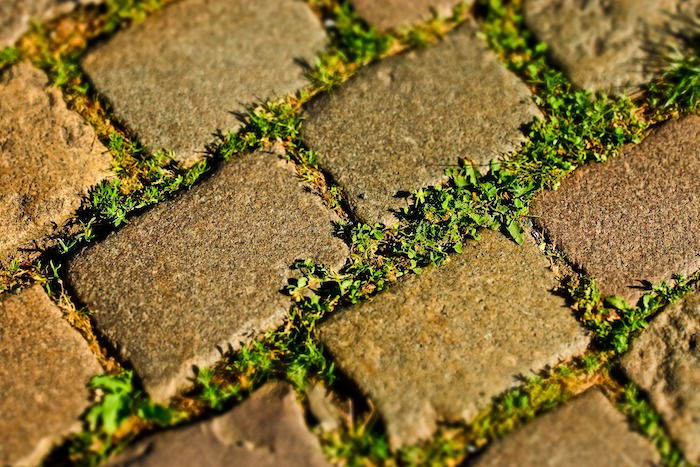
[0,0,103,48]
[473,388,660,466]
[303,22,540,225]
[109,382,329,467]
[0,62,110,262]
[67,153,348,402]
[0,285,102,466]
[319,230,589,448]
[350,0,468,31]
[82,0,326,164]
[524,0,700,93]
[532,116,700,304]
[623,292,700,463]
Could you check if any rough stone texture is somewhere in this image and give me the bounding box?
[0,62,110,261]
[532,116,700,305]
[0,0,103,48]
[82,0,326,163]
[473,388,660,467]
[524,0,700,93]
[0,285,102,466]
[109,382,329,467]
[67,153,348,402]
[303,22,540,225]
[623,292,700,463]
[319,230,589,448]
[350,0,468,31]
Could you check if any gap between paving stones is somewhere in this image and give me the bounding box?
[0,0,696,464]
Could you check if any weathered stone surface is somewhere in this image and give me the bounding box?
[303,22,540,225]
[532,116,700,304]
[109,382,329,467]
[0,0,103,47]
[474,388,660,466]
[623,292,700,463]
[0,285,102,466]
[524,0,700,93]
[0,62,110,261]
[350,0,467,31]
[319,230,589,448]
[82,0,326,163]
[67,153,348,402]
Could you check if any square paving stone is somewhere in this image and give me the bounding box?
[350,0,469,31]
[0,0,103,47]
[524,0,700,93]
[108,382,329,467]
[0,62,110,262]
[0,285,102,466]
[302,22,540,226]
[67,153,348,402]
[473,388,660,466]
[623,292,700,463]
[532,116,700,305]
[82,0,327,164]
[319,230,589,448]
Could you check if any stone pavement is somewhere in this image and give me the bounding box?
[2,0,700,465]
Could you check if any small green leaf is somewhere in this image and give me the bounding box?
[506,219,525,245]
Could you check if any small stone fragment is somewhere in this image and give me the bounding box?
[67,153,348,402]
[0,285,102,466]
[622,292,700,463]
[524,0,700,93]
[306,382,343,432]
[0,62,110,261]
[109,382,329,467]
[0,0,103,48]
[319,230,588,448]
[350,0,469,31]
[82,0,326,163]
[303,22,539,225]
[532,116,700,304]
[473,388,660,466]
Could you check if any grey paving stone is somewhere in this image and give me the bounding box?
[524,0,700,93]
[0,285,102,466]
[473,388,660,467]
[0,0,102,48]
[109,382,329,467]
[67,153,348,402]
[82,0,326,164]
[319,230,589,448]
[0,62,110,262]
[350,0,468,31]
[303,22,540,225]
[623,292,700,463]
[532,116,700,305]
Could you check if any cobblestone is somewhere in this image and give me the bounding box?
[474,388,660,466]
[303,22,539,225]
[0,285,102,466]
[109,382,329,466]
[82,0,327,163]
[623,292,700,463]
[532,116,700,304]
[67,153,347,402]
[0,62,110,262]
[350,0,468,31]
[320,230,588,447]
[524,0,700,93]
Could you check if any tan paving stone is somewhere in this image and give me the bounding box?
[532,116,700,304]
[319,230,588,448]
[67,152,348,402]
[0,62,110,262]
[0,285,102,466]
[82,0,327,163]
[350,0,469,31]
[303,22,539,225]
